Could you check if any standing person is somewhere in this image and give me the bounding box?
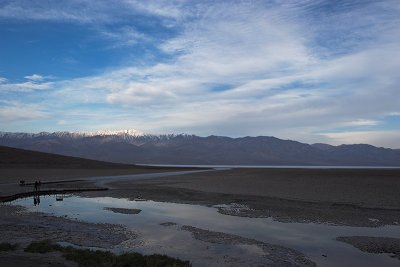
[34,181,38,192]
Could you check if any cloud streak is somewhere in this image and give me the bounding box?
[0,101,47,122]
[0,75,53,92]
[24,74,44,81]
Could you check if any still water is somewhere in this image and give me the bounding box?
[11,195,400,266]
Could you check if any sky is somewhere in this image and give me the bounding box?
[0,0,399,148]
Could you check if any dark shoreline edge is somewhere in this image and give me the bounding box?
[0,188,108,203]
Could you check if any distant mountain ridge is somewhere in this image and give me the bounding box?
[0,130,193,142]
[0,129,145,139]
[0,130,399,166]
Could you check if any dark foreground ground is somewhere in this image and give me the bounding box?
[1,167,400,265]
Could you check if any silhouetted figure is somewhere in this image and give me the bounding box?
[34,181,38,192]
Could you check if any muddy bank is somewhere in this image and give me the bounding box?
[336,236,400,260]
[0,205,132,248]
[0,204,138,266]
[181,225,316,266]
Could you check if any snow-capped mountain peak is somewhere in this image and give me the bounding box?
[73,129,145,137]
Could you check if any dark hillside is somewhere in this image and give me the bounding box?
[0,145,139,169]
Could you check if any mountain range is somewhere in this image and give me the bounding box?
[0,130,399,166]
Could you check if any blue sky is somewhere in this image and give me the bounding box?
[0,0,399,148]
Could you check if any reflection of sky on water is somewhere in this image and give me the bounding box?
[12,195,400,267]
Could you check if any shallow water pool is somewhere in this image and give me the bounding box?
[11,195,400,266]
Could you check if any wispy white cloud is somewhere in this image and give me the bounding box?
[0,101,47,122]
[123,0,191,21]
[0,81,53,92]
[341,119,380,127]
[57,120,68,125]
[318,130,400,149]
[0,0,189,28]
[0,74,54,92]
[0,0,119,24]
[24,74,44,81]
[98,26,148,48]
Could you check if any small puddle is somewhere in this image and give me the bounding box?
[10,195,400,266]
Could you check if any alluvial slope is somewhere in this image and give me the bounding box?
[0,145,138,168]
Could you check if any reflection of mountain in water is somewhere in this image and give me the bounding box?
[1,131,400,166]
